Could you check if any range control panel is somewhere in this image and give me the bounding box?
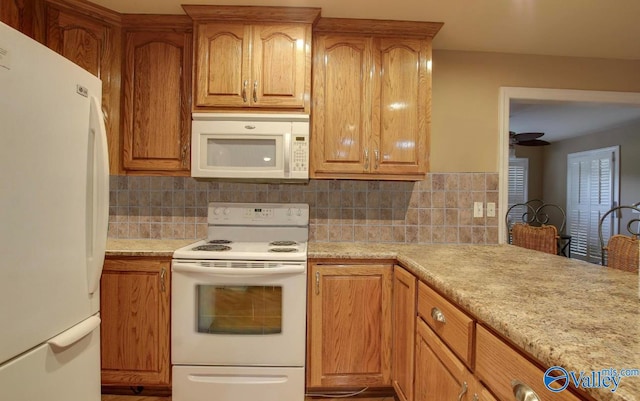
[208,202,309,226]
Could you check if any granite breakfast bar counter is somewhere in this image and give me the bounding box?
[105,240,640,400]
[309,242,640,401]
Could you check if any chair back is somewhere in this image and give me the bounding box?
[606,235,639,273]
[506,201,566,244]
[511,223,558,255]
[598,203,640,271]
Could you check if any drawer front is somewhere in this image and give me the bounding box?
[476,325,582,401]
[417,281,474,367]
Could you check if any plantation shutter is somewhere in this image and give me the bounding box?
[566,147,617,263]
[507,158,528,237]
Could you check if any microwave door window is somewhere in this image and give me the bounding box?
[207,138,277,168]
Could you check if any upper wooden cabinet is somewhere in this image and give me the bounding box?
[121,15,192,175]
[311,18,442,181]
[43,0,122,175]
[1,0,38,38]
[183,5,320,112]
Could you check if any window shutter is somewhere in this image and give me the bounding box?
[566,147,617,263]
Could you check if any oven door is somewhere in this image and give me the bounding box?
[171,260,307,367]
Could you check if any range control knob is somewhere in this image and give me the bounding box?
[223,208,230,215]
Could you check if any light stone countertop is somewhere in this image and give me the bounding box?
[106,239,195,257]
[106,239,640,400]
[310,242,640,401]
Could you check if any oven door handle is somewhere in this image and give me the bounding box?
[172,263,305,276]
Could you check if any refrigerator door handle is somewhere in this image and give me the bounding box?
[47,315,101,350]
[86,96,109,295]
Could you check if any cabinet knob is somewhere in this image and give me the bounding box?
[511,380,541,401]
[430,307,446,323]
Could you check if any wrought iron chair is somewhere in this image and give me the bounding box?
[511,222,559,255]
[598,203,640,272]
[506,200,567,255]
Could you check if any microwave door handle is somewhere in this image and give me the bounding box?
[284,132,291,177]
[172,262,305,276]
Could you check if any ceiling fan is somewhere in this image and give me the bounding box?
[509,131,550,146]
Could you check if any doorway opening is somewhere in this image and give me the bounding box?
[498,87,640,245]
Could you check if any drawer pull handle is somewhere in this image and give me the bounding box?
[457,381,468,401]
[431,307,446,323]
[511,380,541,401]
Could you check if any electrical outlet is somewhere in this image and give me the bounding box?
[487,202,496,217]
[474,202,483,218]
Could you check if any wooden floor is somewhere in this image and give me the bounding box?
[102,396,395,401]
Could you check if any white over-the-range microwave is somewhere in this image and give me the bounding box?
[191,113,310,182]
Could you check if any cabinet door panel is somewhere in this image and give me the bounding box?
[252,24,307,108]
[375,38,429,175]
[195,23,249,107]
[101,258,171,386]
[122,30,192,172]
[311,35,372,174]
[392,266,416,401]
[307,264,392,388]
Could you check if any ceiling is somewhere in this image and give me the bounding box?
[509,100,640,143]
[91,0,640,60]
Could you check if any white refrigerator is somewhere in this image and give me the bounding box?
[0,23,109,400]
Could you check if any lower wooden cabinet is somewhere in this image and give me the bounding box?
[415,318,497,401]
[100,256,171,388]
[476,325,581,401]
[392,265,416,401]
[307,262,393,388]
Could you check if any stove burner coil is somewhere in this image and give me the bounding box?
[208,239,232,244]
[269,240,298,246]
[192,244,232,252]
[268,247,298,253]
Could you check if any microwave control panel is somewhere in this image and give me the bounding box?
[292,136,309,172]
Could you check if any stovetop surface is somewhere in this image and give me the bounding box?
[172,239,308,261]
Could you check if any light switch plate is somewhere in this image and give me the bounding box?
[487,202,496,217]
[474,202,483,218]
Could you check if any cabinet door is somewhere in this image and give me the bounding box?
[374,38,430,176]
[311,34,373,176]
[251,24,309,109]
[100,257,171,387]
[44,4,121,175]
[1,0,37,38]
[122,28,192,173]
[415,318,473,401]
[392,266,417,401]
[194,23,250,107]
[307,263,392,388]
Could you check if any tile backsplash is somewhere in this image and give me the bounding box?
[109,173,499,244]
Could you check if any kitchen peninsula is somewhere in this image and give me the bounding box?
[106,239,640,401]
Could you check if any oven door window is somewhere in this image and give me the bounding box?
[197,285,282,335]
[206,137,279,168]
